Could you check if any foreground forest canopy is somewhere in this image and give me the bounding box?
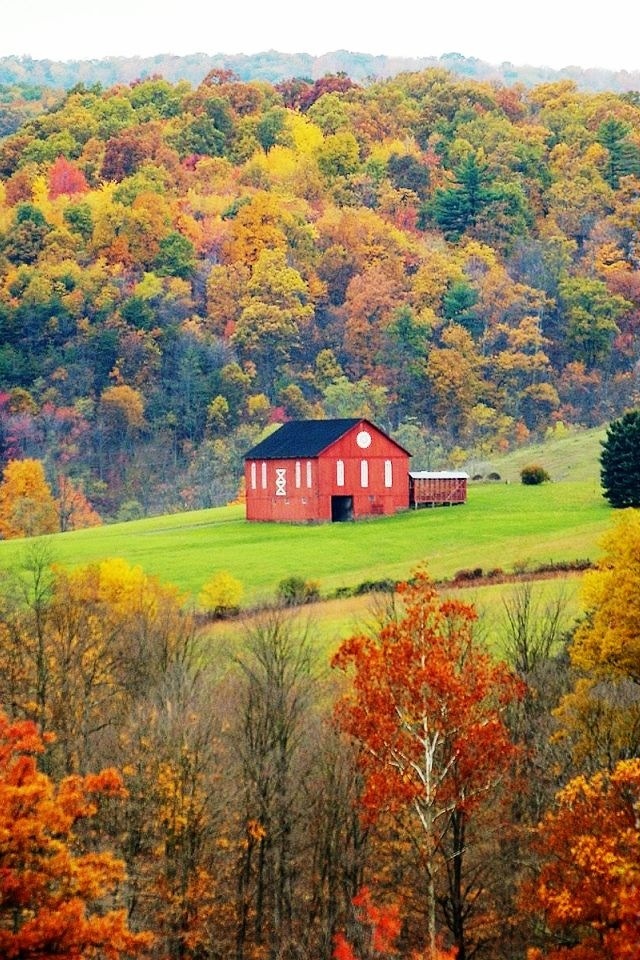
[1,66,640,522]
[3,514,640,959]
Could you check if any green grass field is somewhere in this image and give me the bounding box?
[0,425,612,610]
[0,425,612,658]
[0,476,611,606]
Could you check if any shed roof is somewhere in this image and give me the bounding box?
[244,419,410,460]
[409,471,469,479]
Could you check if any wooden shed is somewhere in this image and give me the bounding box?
[244,418,411,523]
[409,471,468,507]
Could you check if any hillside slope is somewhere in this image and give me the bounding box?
[1,68,639,526]
[0,425,611,603]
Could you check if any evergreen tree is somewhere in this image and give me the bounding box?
[600,410,640,507]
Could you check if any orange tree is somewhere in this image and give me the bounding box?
[524,759,640,960]
[332,569,523,960]
[0,709,152,958]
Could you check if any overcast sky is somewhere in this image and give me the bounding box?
[3,1,640,72]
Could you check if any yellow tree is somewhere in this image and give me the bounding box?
[231,247,314,398]
[425,324,487,438]
[571,510,640,681]
[199,570,244,617]
[554,511,640,773]
[0,458,58,539]
[0,555,193,776]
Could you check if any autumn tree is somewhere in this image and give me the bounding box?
[117,666,226,960]
[0,555,195,777]
[0,458,58,539]
[554,511,640,775]
[231,248,314,398]
[48,155,89,198]
[332,569,522,960]
[198,569,243,617]
[334,887,457,960]
[523,759,640,960]
[96,384,147,474]
[0,709,152,958]
[571,510,640,683]
[424,324,487,439]
[55,475,102,532]
[232,609,321,958]
[557,275,630,368]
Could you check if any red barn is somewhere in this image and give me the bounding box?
[244,418,411,522]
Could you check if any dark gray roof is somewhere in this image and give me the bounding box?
[245,419,412,459]
[244,419,362,460]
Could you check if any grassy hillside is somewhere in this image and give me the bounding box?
[0,425,612,607]
[467,425,606,484]
[0,480,610,605]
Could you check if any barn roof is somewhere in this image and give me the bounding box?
[244,419,410,460]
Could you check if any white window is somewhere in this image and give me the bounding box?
[306,460,312,488]
[360,460,369,488]
[336,459,345,487]
[250,462,257,490]
[261,462,267,489]
[295,461,301,488]
[384,459,393,488]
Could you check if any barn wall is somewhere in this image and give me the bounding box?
[244,457,322,522]
[319,424,409,517]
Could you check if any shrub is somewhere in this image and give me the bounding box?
[354,578,396,595]
[453,567,483,583]
[277,576,320,606]
[520,464,550,485]
[199,570,244,617]
[116,499,144,522]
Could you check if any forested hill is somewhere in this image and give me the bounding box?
[1,66,640,525]
[2,50,640,93]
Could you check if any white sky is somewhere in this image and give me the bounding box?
[3,1,640,73]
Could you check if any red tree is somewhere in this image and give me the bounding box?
[332,569,522,960]
[333,887,457,960]
[48,155,89,198]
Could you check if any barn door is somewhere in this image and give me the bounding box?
[331,495,354,522]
